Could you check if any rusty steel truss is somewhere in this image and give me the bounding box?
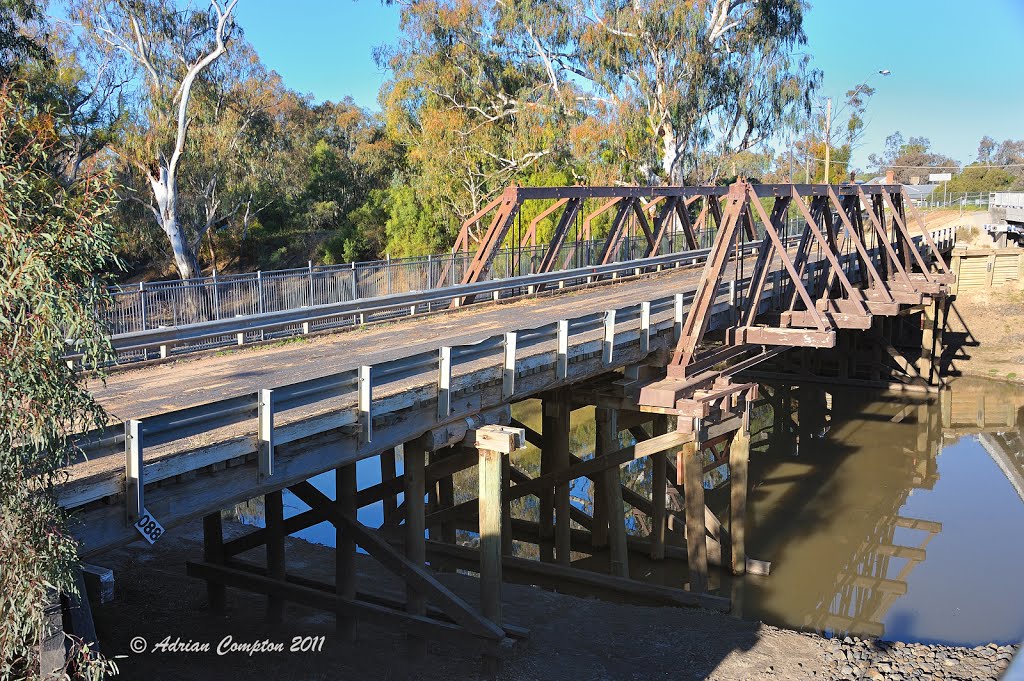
[437,185,739,301]
[637,180,954,418]
[437,180,954,420]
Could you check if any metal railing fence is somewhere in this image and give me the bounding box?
[101,220,808,338]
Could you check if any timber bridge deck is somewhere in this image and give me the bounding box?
[61,181,963,671]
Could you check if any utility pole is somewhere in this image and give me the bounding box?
[824,97,832,185]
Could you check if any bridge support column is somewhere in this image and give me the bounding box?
[917,297,938,385]
[265,489,285,625]
[202,512,226,613]
[336,463,357,640]
[729,425,750,576]
[473,425,524,679]
[404,440,427,661]
[679,435,708,593]
[596,407,629,577]
[540,390,571,564]
[649,415,669,560]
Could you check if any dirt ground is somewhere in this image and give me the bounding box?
[87,518,1013,681]
[90,519,828,681]
[945,280,1024,385]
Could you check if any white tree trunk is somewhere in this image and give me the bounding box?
[150,165,200,280]
[662,126,681,185]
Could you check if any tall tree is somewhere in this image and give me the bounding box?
[74,0,238,280]
[522,0,819,183]
[869,133,959,184]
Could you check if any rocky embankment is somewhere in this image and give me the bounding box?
[819,635,1017,681]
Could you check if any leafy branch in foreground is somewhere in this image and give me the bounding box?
[0,80,119,681]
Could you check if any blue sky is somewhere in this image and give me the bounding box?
[234,0,1023,168]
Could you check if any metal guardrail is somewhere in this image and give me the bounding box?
[63,227,955,516]
[102,232,719,335]
[100,218,813,356]
[992,192,1024,210]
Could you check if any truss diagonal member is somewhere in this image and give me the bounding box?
[788,187,869,316]
[695,197,710,234]
[746,185,829,330]
[878,188,937,283]
[739,197,791,328]
[676,196,701,250]
[436,192,507,288]
[631,199,657,251]
[510,197,570,276]
[537,197,583,274]
[856,186,915,289]
[522,198,569,249]
[827,186,895,304]
[646,196,679,257]
[458,188,522,295]
[668,184,748,375]
[596,198,634,265]
[905,199,954,276]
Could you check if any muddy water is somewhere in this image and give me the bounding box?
[233,377,1024,647]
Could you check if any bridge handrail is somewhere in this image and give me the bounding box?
[86,239,755,357]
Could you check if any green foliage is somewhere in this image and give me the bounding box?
[0,81,119,679]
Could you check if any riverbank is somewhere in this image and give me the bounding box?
[947,284,1024,384]
[87,519,1016,681]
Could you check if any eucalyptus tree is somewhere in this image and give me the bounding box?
[517,0,819,183]
[73,0,239,280]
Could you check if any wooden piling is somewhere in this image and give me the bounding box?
[596,407,629,577]
[729,426,750,576]
[680,438,708,593]
[404,441,427,660]
[650,415,669,560]
[917,298,937,385]
[336,464,357,640]
[380,448,397,525]
[473,425,524,679]
[202,512,226,613]
[265,490,285,624]
[541,391,571,564]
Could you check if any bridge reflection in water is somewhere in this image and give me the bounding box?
[639,377,1023,645]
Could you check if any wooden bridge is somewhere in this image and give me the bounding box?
[60,181,960,671]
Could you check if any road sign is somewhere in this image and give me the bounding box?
[929,173,952,182]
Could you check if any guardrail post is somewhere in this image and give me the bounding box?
[258,389,275,480]
[426,254,433,290]
[212,270,221,321]
[640,301,651,354]
[350,262,358,301]
[308,261,315,307]
[257,270,265,314]
[139,282,147,332]
[437,347,452,419]
[359,366,373,443]
[603,309,616,366]
[124,419,143,526]
[556,320,568,379]
[237,332,245,346]
[502,332,517,399]
[674,293,685,342]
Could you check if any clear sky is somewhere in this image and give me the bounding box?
[234,0,1024,168]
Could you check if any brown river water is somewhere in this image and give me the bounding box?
[235,376,1024,647]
